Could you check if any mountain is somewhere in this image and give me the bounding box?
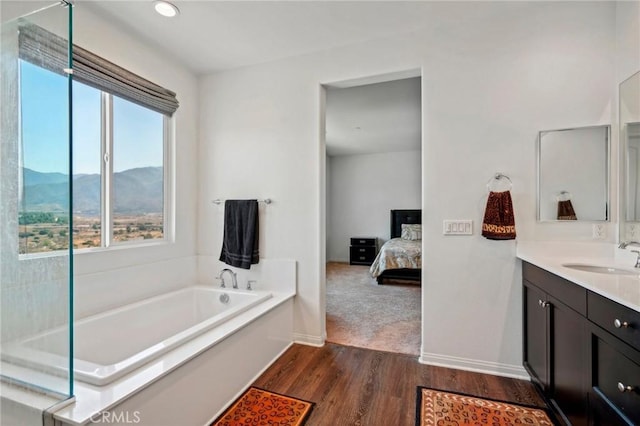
[21,167,163,215]
[23,168,68,186]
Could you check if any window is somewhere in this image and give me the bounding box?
[17,24,177,255]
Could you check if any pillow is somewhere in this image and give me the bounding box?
[401,224,421,240]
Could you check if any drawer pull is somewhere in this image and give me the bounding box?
[359,256,365,260]
[359,249,365,252]
[538,299,550,308]
[617,382,635,393]
[614,319,630,328]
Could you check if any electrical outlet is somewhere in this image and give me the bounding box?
[592,223,606,240]
[628,224,638,239]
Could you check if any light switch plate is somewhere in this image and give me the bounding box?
[443,220,473,235]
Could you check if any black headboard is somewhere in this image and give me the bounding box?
[390,209,421,239]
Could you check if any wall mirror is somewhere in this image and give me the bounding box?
[537,125,610,222]
[620,72,640,239]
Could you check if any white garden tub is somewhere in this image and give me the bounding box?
[2,286,272,386]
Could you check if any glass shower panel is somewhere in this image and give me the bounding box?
[0,0,73,408]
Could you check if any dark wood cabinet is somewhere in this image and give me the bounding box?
[523,263,588,425]
[523,282,549,391]
[522,261,640,426]
[349,237,377,265]
[549,292,588,425]
[587,292,640,426]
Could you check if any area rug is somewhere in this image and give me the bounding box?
[211,387,313,426]
[416,387,557,425]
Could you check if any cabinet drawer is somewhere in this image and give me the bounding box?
[589,392,633,426]
[349,246,376,262]
[522,262,587,315]
[588,291,640,349]
[350,237,376,247]
[592,330,640,425]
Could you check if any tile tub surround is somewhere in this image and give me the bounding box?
[516,241,640,312]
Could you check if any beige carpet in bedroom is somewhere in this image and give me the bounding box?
[325,262,421,356]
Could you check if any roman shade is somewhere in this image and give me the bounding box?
[18,22,179,116]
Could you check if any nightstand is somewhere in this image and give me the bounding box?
[349,237,377,265]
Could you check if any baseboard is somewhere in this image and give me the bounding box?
[293,332,325,347]
[419,352,529,380]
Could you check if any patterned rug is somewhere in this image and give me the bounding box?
[416,387,557,425]
[211,387,313,426]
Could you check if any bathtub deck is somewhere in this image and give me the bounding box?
[252,343,549,426]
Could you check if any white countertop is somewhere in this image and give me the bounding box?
[516,241,640,313]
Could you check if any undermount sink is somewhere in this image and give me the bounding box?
[562,263,640,276]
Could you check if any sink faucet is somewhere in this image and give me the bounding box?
[218,268,238,289]
[618,241,640,249]
[631,250,640,268]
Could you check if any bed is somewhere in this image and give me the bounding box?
[369,209,422,285]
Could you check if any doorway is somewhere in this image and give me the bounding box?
[321,71,423,356]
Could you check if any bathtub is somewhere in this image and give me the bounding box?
[2,286,272,386]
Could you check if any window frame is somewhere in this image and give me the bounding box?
[101,90,174,249]
[18,68,174,258]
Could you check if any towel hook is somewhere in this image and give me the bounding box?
[556,190,571,202]
[486,173,512,192]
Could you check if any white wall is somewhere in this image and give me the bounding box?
[615,0,640,84]
[199,1,617,372]
[327,151,421,262]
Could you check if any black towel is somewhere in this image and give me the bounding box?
[219,200,259,269]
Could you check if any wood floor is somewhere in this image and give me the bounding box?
[252,343,548,426]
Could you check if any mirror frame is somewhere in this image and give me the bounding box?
[536,124,611,222]
[619,71,640,242]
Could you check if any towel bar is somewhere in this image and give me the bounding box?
[212,199,272,205]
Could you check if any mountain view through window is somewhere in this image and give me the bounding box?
[19,61,165,254]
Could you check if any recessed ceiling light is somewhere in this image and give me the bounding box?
[154,1,179,18]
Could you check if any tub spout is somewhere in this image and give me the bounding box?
[219,268,238,289]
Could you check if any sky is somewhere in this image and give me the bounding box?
[20,60,164,175]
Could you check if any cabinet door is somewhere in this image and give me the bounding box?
[524,281,549,391]
[550,296,588,426]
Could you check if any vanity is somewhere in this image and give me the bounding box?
[522,69,640,425]
[518,246,640,426]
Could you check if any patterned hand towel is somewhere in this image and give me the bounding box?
[219,200,259,269]
[481,191,516,240]
[557,200,577,220]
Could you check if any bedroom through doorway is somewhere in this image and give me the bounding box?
[322,71,423,356]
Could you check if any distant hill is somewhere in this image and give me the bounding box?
[21,167,163,215]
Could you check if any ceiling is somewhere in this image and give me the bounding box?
[325,77,421,156]
[80,1,437,74]
[78,1,524,75]
[75,1,524,156]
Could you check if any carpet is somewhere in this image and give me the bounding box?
[416,387,557,426]
[326,262,421,355]
[211,387,313,426]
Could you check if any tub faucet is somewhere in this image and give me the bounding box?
[631,250,640,268]
[619,241,640,249]
[218,268,238,289]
